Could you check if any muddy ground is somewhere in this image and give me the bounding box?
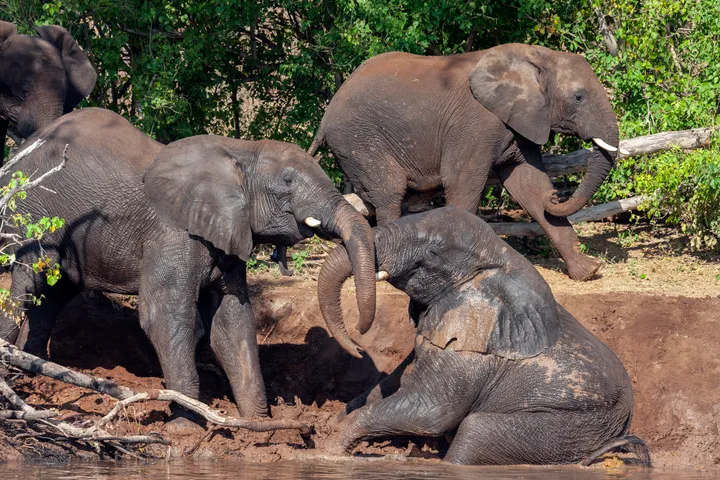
[0,222,719,469]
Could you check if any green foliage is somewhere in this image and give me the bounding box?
[2,0,719,247]
[291,250,308,272]
[633,141,720,250]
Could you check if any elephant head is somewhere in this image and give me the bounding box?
[0,21,96,161]
[469,44,620,217]
[318,207,561,358]
[144,136,376,332]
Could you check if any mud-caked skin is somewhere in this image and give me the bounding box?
[0,21,96,163]
[0,108,377,420]
[310,44,622,281]
[318,207,646,465]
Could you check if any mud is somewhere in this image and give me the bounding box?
[0,276,719,469]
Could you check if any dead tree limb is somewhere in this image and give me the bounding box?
[0,338,310,434]
[489,196,646,237]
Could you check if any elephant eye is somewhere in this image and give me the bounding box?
[574,92,585,103]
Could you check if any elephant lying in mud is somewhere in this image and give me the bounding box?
[318,207,649,465]
[0,108,376,424]
[0,21,96,163]
[310,43,625,281]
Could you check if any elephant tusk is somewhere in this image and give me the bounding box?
[592,137,618,152]
[619,147,631,156]
[304,217,322,228]
[376,271,389,281]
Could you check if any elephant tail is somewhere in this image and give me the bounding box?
[580,435,651,467]
[308,128,325,158]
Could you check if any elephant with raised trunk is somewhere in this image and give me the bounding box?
[0,108,376,424]
[0,21,96,163]
[317,207,649,465]
[310,43,625,281]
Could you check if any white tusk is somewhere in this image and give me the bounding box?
[304,217,321,228]
[592,137,618,152]
[376,271,389,281]
[619,147,630,156]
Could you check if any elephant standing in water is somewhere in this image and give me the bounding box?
[0,108,376,423]
[310,44,625,281]
[0,21,96,162]
[318,208,649,465]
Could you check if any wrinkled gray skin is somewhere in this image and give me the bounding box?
[318,207,647,465]
[0,108,376,420]
[310,43,620,281]
[0,21,96,163]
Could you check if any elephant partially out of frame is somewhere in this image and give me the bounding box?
[310,43,626,281]
[0,21,96,163]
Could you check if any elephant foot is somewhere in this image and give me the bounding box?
[166,408,206,436]
[567,254,603,281]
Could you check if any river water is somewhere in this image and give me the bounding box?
[0,459,715,479]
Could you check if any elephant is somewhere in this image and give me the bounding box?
[309,43,625,281]
[316,207,649,465]
[0,107,376,423]
[0,21,96,163]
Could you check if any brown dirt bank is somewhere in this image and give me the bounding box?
[1,277,719,470]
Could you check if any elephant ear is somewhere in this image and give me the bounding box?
[143,140,254,261]
[0,20,17,43]
[416,272,562,359]
[33,25,97,112]
[469,44,551,145]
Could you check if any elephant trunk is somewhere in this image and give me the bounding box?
[317,242,364,358]
[543,116,619,218]
[322,199,376,337]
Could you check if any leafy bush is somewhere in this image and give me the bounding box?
[632,140,720,250]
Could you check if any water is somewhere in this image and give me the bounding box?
[0,459,715,480]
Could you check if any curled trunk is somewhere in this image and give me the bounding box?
[543,114,619,218]
[317,243,363,358]
[324,200,376,336]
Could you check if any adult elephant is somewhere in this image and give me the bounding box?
[0,108,376,423]
[317,207,649,466]
[310,44,624,281]
[0,21,96,163]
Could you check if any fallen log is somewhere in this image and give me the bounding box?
[540,126,716,178]
[0,337,311,459]
[488,195,645,237]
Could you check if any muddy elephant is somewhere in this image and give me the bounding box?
[0,108,376,422]
[317,207,649,465]
[0,21,96,163]
[310,43,625,281]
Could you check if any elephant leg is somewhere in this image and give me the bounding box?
[2,257,79,357]
[442,153,493,214]
[343,350,416,418]
[338,345,477,452]
[339,152,407,225]
[270,245,294,276]
[137,254,203,401]
[444,411,601,465]
[496,161,602,281]
[208,291,268,418]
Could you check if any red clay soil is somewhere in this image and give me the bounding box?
[0,278,719,469]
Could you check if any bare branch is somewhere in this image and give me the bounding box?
[0,144,68,212]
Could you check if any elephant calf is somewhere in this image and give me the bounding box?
[318,207,649,465]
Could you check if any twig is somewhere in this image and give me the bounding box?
[0,377,33,412]
[0,409,57,420]
[0,144,68,212]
